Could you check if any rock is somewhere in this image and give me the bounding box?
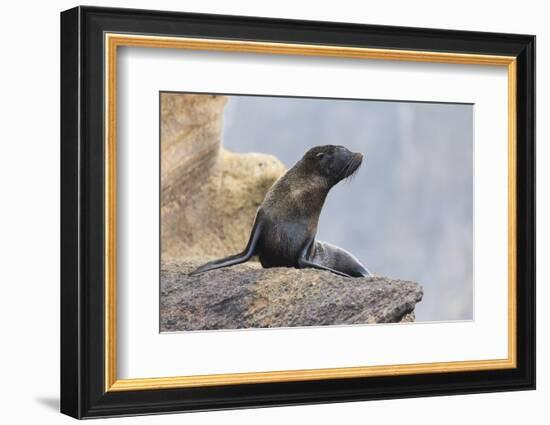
[161,93,287,260]
[160,260,423,331]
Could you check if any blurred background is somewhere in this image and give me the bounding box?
[222,95,473,322]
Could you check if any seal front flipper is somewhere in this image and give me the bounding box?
[297,257,352,278]
[188,212,264,276]
[299,239,372,278]
[296,238,353,278]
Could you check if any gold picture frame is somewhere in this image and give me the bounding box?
[104,33,517,392]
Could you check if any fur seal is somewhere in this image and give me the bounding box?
[189,145,372,278]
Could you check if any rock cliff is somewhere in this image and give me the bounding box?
[161,260,423,331]
[161,93,286,260]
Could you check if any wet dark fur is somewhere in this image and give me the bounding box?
[189,145,371,278]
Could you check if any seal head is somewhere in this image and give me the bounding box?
[298,145,363,185]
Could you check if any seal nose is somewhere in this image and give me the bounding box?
[354,152,363,162]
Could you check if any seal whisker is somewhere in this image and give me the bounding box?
[345,156,363,184]
[337,160,353,180]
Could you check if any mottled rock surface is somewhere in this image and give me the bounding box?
[161,93,286,260]
[160,260,423,331]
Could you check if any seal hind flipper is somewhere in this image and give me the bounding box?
[188,212,263,276]
[188,251,253,276]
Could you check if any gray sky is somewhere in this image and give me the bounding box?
[222,95,473,322]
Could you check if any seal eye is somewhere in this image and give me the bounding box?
[316,152,325,160]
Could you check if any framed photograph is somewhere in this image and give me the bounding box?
[60,6,535,419]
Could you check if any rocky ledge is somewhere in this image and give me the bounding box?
[160,260,423,332]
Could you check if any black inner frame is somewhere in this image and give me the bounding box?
[60,6,535,419]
